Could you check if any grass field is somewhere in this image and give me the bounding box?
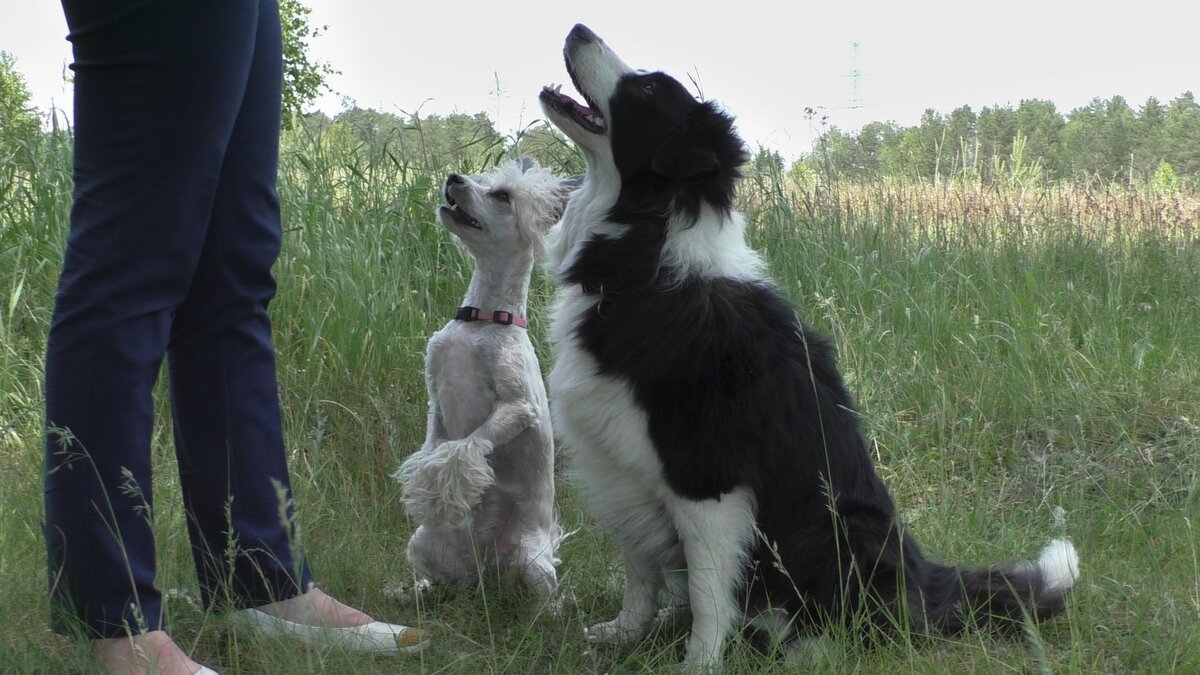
[1,124,1198,673]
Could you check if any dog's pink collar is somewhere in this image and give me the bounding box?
[453,306,528,329]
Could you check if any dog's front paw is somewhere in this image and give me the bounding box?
[396,436,495,527]
[382,578,433,606]
[585,617,649,645]
[681,634,724,672]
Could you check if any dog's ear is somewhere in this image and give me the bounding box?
[650,119,722,179]
[517,156,537,174]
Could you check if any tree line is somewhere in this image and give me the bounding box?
[6,27,1198,194]
[801,93,1200,187]
[291,106,580,175]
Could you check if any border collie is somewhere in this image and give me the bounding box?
[538,24,1079,668]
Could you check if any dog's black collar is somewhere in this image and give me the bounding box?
[454,306,528,329]
[581,282,636,298]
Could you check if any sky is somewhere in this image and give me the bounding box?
[3,0,1198,161]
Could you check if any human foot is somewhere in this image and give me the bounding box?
[91,630,214,675]
[251,587,372,628]
[238,588,430,653]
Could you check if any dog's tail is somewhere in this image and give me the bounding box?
[393,437,496,527]
[924,538,1080,633]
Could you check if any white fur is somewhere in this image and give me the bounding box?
[394,159,573,604]
[544,28,1080,667]
[551,298,760,666]
[395,436,494,527]
[542,34,764,662]
[661,208,764,282]
[549,297,686,641]
[1037,538,1080,593]
[545,161,622,276]
[670,488,757,669]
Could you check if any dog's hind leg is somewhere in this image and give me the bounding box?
[670,488,756,670]
[514,528,562,613]
[406,523,476,585]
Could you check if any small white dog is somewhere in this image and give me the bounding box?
[395,158,576,603]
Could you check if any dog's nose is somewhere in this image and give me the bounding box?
[447,173,465,185]
[569,24,598,44]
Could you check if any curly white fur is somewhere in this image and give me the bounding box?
[392,158,577,605]
[396,436,495,527]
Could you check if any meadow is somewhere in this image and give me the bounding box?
[1,122,1198,673]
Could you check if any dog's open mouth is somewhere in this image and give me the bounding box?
[540,83,606,134]
[440,190,481,229]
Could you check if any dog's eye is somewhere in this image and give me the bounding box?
[490,190,511,204]
[641,82,655,94]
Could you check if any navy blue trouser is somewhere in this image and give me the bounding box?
[45,0,313,638]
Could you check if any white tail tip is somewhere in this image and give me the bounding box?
[1037,538,1080,592]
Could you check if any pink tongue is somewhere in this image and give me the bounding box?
[559,92,594,116]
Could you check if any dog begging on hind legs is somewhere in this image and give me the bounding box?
[394,158,579,610]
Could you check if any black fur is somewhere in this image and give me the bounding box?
[565,69,1072,638]
[608,72,748,225]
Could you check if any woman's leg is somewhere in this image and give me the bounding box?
[45,0,270,638]
[165,0,313,612]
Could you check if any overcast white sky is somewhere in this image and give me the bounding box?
[4,0,1198,160]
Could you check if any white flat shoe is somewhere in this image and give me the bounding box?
[233,607,430,654]
[195,667,219,675]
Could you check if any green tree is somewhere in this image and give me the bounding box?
[810,126,867,178]
[326,107,506,172]
[944,105,978,176]
[746,147,786,189]
[913,109,948,179]
[295,110,334,137]
[1061,99,1103,179]
[1132,97,1168,179]
[279,0,338,129]
[976,104,1017,181]
[332,106,407,161]
[513,124,584,175]
[855,121,901,177]
[1151,160,1180,194]
[1062,96,1137,181]
[1162,91,1200,175]
[0,51,43,215]
[892,127,926,179]
[410,112,506,172]
[1015,99,1064,178]
[1105,95,1138,180]
[801,89,1200,183]
[0,51,40,155]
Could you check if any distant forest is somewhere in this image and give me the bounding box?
[304,91,1200,190]
[9,36,1195,191]
[796,93,1200,186]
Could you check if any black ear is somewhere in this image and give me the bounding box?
[650,119,721,179]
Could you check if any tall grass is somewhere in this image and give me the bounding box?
[1,119,1198,673]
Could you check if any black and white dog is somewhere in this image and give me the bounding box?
[539,24,1079,668]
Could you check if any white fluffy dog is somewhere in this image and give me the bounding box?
[394,158,576,602]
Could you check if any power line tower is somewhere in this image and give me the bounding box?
[843,42,865,131]
[845,42,863,110]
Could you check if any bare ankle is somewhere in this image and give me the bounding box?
[253,588,373,628]
[91,630,204,675]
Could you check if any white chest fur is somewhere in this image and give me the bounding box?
[548,290,664,480]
